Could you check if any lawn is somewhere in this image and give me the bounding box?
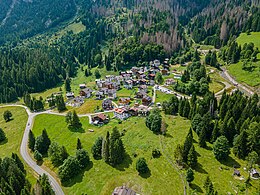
[74,98,102,114]
[32,114,189,195]
[227,32,260,87]
[155,91,173,103]
[0,107,36,184]
[32,112,259,195]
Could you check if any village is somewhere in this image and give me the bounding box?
[62,59,185,126]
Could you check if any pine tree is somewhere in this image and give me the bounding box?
[233,130,248,159]
[76,149,90,169]
[199,126,207,148]
[11,153,25,173]
[226,117,236,144]
[174,144,184,165]
[28,130,35,151]
[56,95,66,112]
[65,77,71,92]
[102,132,110,163]
[0,128,6,142]
[187,145,197,168]
[213,136,230,161]
[38,174,55,195]
[92,137,103,160]
[71,111,82,128]
[77,138,82,150]
[183,132,193,162]
[204,176,215,195]
[183,99,191,118]
[211,120,219,143]
[186,168,194,183]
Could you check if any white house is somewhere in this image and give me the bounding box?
[124,80,133,89]
[114,108,130,120]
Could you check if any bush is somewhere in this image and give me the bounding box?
[136,158,149,174]
[152,149,161,158]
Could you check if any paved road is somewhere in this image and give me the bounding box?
[0,105,65,195]
[220,67,254,96]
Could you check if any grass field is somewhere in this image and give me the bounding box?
[0,107,36,184]
[155,91,173,103]
[32,113,258,195]
[207,68,226,93]
[227,32,260,87]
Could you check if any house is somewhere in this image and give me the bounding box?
[100,88,109,95]
[233,169,241,177]
[92,113,109,125]
[114,108,130,120]
[149,80,155,86]
[108,89,117,99]
[66,92,75,99]
[105,75,115,82]
[96,91,105,100]
[142,95,152,106]
[154,59,160,67]
[161,69,169,75]
[129,107,138,116]
[122,74,131,81]
[102,99,113,110]
[124,80,133,89]
[165,78,176,86]
[137,105,151,116]
[80,88,93,98]
[96,79,105,88]
[139,85,148,93]
[112,186,136,195]
[135,91,146,99]
[139,79,147,85]
[119,97,131,105]
[148,74,156,80]
[250,169,260,179]
[79,84,86,89]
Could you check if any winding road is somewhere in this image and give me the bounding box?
[0,104,116,195]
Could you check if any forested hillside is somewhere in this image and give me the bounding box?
[0,0,77,44]
[0,0,259,103]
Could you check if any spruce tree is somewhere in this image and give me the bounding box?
[226,117,236,144]
[183,132,193,162]
[71,111,82,128]
[92,137,103,160]
[183,99,191,118]
[0,128,6,142]
[77,138,82,150]
[211,120,219,143]
[11,153,25,173]
[186,168,194,183]
[102,132,110,163]
[28,130,35,151]
[233,130,248,159]
[213,136,230,161]
[199,126,207,148]
[187,145,198,168]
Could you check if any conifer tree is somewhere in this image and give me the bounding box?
[11,153,25,173]
[92,137,103,159]
[204,176,215,195]
[71,110,82,128]
[226,117,236,144]
[77,138,82,150]
[187,145,198,168]
[183,132,193,162]
[233,130,248,159]
[102,132,110,163]
[186,168,194,183]
[28,130,35,151]
[0,128,6,142]
[199,126,207,148]
[211,120,219,143]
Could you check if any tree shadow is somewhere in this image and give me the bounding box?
[219,156,241,168]
[139,168,151,179]
[190,183,203,193]
[36,160,43,166]
[196,151,201,157]
[114,152,133,171]
[0,138,8,145]
[205,145,212,151]
[62,161,93,187]
[164,133,173,138]
[5,118,14,122]
[68,126,85,133]
[194,163,208,174]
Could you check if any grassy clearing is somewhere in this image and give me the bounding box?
[50,22,86,43]
[32,112,259,195]
[227,61,260,87]
[32,114,188,195]
[226,32,260,87]
[155,91,173,103]
[74,98,102,114]
[0,107,36,184]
